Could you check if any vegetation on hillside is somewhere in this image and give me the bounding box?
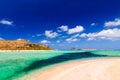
[0,39,51,50]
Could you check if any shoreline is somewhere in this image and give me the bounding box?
[0,50,54,52]
[18,57,120,80]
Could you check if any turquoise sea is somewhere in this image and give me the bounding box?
[0,50,120,80]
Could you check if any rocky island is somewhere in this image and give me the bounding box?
[0,39,51,50]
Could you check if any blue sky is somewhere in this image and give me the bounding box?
[0,0,120,50]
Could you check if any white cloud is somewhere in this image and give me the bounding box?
[0,37,4,40]
[65,33,80,43]
[80,28,120,40]
[66,38,78,43]
[91,23,96,26]
[40,40,50,44]
[0,19,13,26]
[104,18,120,27]
[58,25,68,32]
[60,36,67,38]
[56,40,60,43]
[68,25,84,34]
[71,34,80,38]
[16,38,30,41]
[31,34,42,38]
[87,37,96,41]
[36,34,42,37]
[32,36,35,38]
[45,30,58,38]
[17,38,25,40]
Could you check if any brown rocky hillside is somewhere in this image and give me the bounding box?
[0,39,51,50]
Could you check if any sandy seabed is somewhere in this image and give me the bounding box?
[20,58,120,80]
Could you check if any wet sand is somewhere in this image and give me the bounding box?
[20,58,120,80]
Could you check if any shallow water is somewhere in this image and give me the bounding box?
[0,50,120,80]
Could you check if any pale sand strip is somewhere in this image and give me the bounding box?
[19,58,120,80]
[0,50,53,52]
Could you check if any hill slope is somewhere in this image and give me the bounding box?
[0,39,51,50]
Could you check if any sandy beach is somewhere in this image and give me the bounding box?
[20,58,120,80]
[0,50,53,52]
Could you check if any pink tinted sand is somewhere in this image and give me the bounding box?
[20,58,120,80]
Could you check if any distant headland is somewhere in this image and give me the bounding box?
[0,39,51,50]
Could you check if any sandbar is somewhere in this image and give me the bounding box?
[20,58,120,80]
